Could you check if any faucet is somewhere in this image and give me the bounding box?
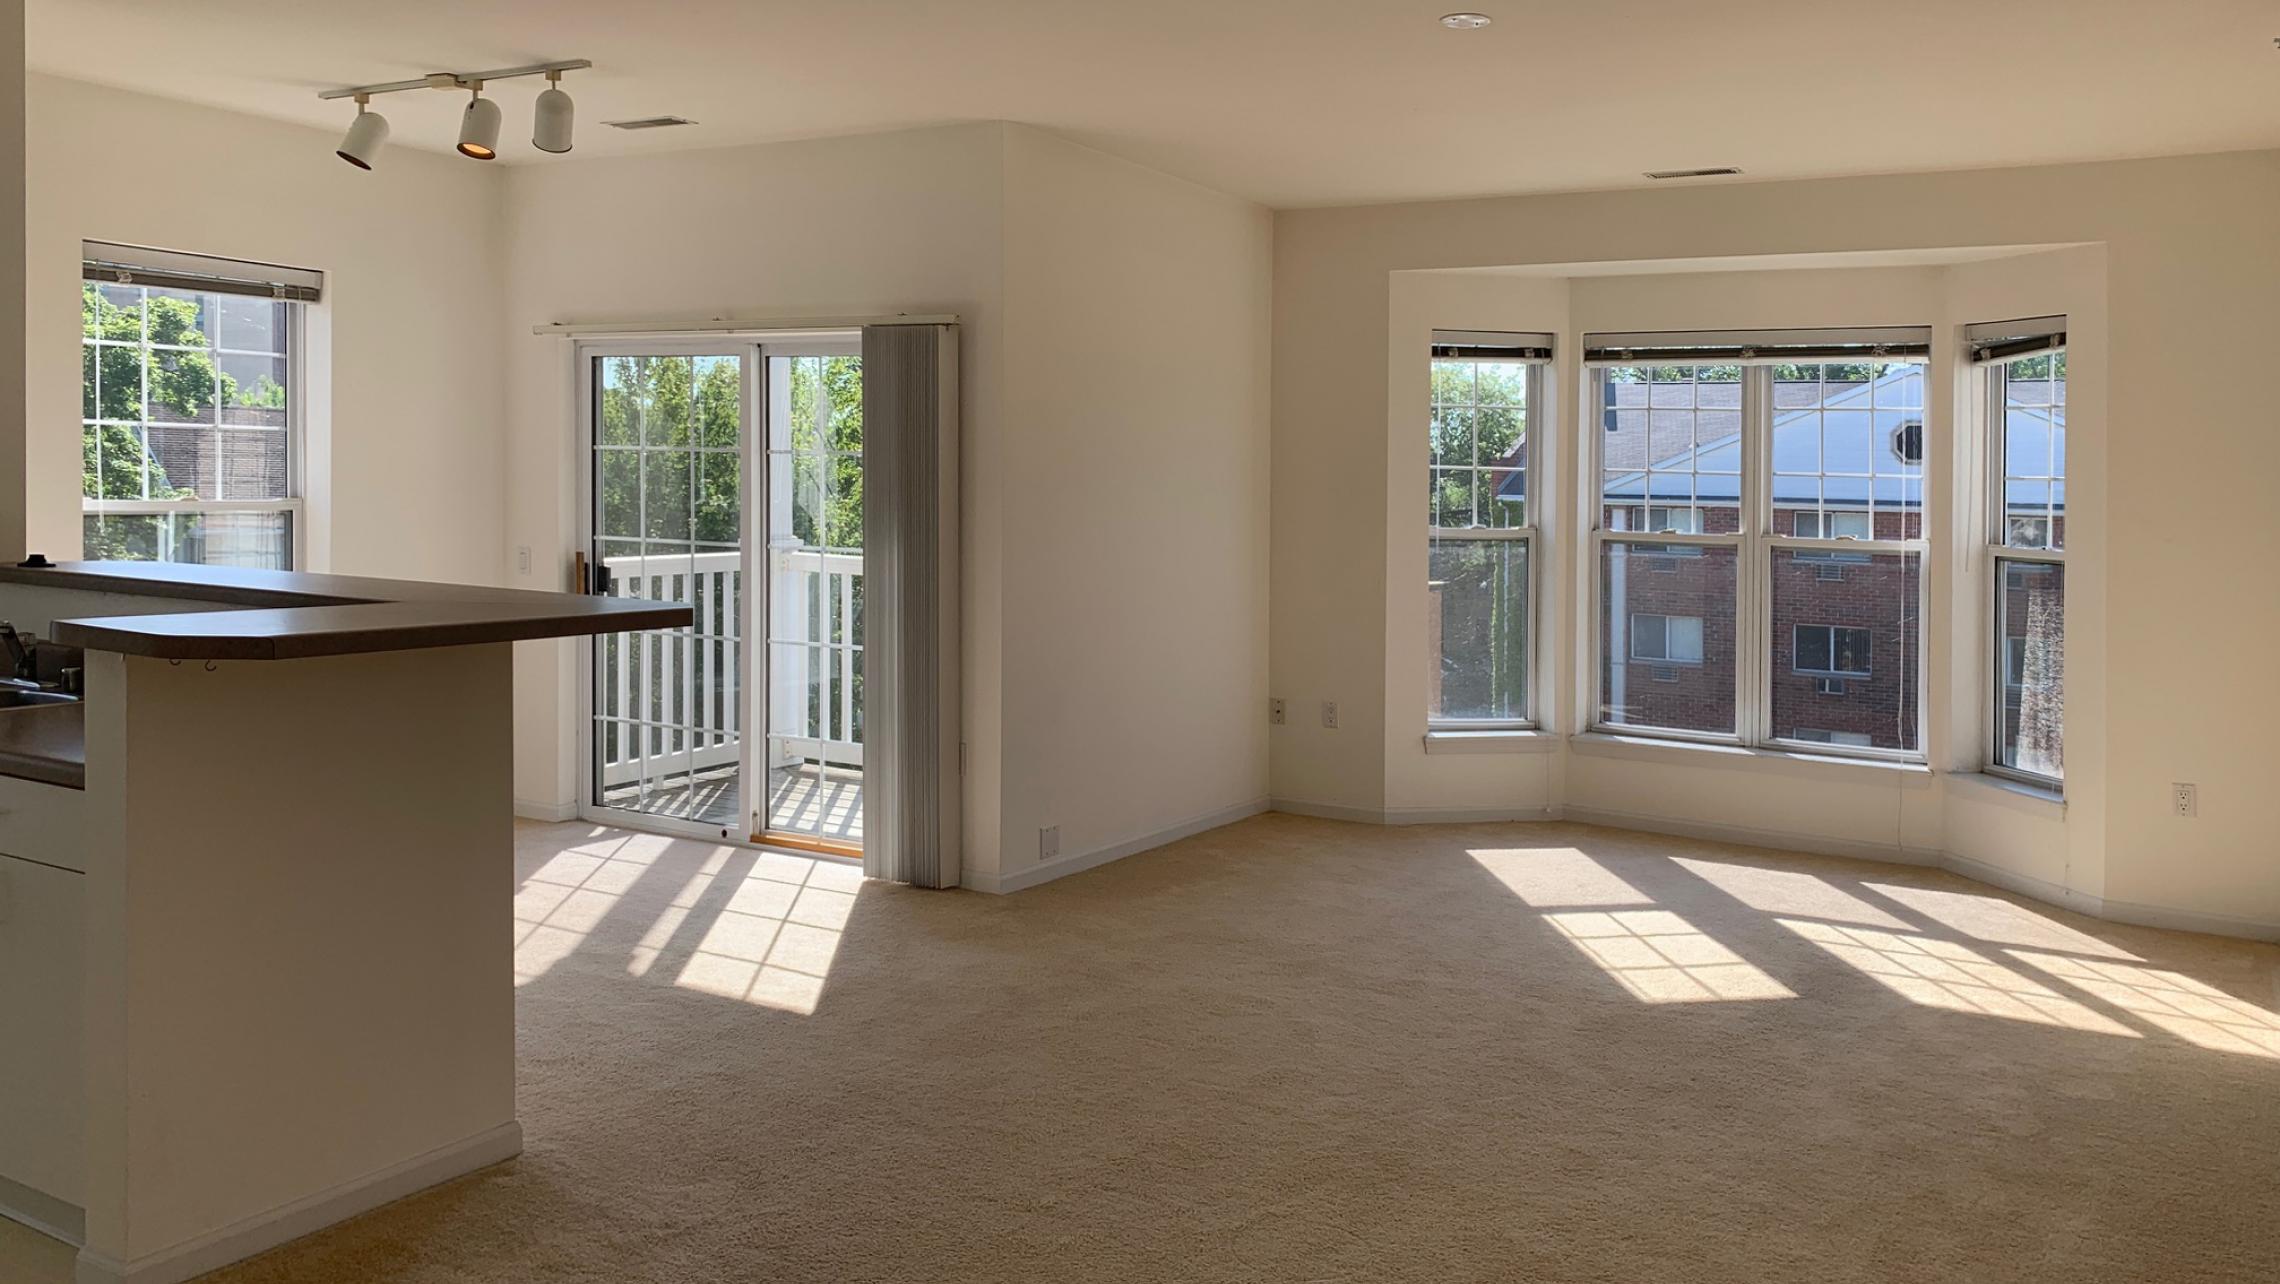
[0,621,35,683]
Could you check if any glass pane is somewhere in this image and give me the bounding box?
[82,509,292,569]
[1428,538,1528,723]
[1429,356,1530,530]
[764,352,866,846]
[1996,560,2064,780]
[217,295,288,354]
[216,427,288,501]
[1771,361,1927,537]
[146,425,216,500]
[2001,354,2067,551]
[1769,549,1920,751]
[84,423,152,501]
[217,352,288,427]
[592,352,745,832]
[1600,365,1739,532]
[1598,539,1737,735]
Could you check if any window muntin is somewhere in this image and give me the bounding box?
[1429,340,1543,728]
[1591,350,1928,757]
[1987,346,2066,786]
[82,275,301,569]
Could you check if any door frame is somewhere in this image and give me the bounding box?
[571,329,865,850]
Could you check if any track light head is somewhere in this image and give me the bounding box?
[336,96,389,170]
[457,88,502,160]
[532,71,575,154]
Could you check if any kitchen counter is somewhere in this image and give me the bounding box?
[0,702,83,789]
[0,561,689,661]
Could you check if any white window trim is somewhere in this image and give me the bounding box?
[80,291,309,569]
[1428,353,1546,732]
[1984,351,2067,793]
[1585,362,1930,763]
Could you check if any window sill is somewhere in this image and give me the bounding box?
[1947,771,2065,815]
[1569,731,1934,785]
[1424,728,1557,755]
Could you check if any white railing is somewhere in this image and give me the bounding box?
[597,547,862,789]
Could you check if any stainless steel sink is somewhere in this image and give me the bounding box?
[0,689,77,708]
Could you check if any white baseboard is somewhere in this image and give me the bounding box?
[1271,799,1559,827]
[74,1121,523,1284]
[513,798,578,822]
[1940,849,2105,918]
[1560,804,1944,868]
[964,798,1270,894]
[1266,797,1390,824]
[2093,896,2280,943]
[0,1170,83,1247]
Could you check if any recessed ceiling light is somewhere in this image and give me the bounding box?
[603,116,698,131]
[1440,12,1493,30]
[1644,167,1743,180]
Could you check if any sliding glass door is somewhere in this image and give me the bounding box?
[580,338,864,852]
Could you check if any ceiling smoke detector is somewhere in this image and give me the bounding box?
[1644,167,1744,180]
[603,115,698,130]
[1439,12,1493,30]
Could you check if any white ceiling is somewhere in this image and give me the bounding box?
[28,0,2280,208]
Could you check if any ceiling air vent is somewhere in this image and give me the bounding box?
[603,116,698,131]
[1644,167,1742,180]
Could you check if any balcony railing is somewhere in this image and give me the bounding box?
[597,547,863,794]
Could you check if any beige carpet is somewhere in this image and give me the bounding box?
[12,814,2280,1282]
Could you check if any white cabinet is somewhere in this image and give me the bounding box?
[0,780,86,1217]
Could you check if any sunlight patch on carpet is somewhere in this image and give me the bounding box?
[2009,951,2280,1058]
[1780,919,2135,1036]
[1546,910,1795,1003]
[1670,858,1912,929]
[1862,882,2141,961]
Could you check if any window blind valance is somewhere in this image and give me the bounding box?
[1432,330,1554,362]
[1965,315,2066,364]
[1584,325,1932,365]
[82,241,324,303]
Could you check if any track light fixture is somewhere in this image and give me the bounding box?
[457,85,501,160]
[335,95,390,170]
[532,70,575,154]
[319,59,589,169]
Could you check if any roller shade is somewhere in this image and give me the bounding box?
[1584,326,1931,365]
[82,241,324,303]
[1431,330,1554,362]
[1965,315,2066,364]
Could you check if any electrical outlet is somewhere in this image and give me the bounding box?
[1040,825,1060,860]
[1270,698,1286,726]
[2171,783,2198,818]
[1321,700,1339,729]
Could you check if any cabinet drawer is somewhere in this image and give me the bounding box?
[0,851,86,1208]
[0,773,85,872]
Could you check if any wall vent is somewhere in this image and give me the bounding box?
[1644,167,1742,180]
[604,116,699,130]
[1650,665,1680,684]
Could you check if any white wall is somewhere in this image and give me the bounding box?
[23,74,508,582]
[1,3,25,562]
[994,126,1272,886]
[1273,151,2280,935]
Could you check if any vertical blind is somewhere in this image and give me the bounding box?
[860,323,964,889]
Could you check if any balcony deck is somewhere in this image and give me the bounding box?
[599,761,863,847]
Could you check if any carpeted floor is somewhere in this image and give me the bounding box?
[10,813,2279,1282]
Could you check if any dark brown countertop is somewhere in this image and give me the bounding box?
[0,561,692,661]
[0,702,85,789]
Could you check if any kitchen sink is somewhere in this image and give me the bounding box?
[0,689,77,708]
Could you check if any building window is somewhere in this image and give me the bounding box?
[81,243,319,569]
[1630,613,1704,664]
[1590,333,1927,754]
[1793,624,1872,677]
[1427,331,1549,728]
[1974,320,2067,788]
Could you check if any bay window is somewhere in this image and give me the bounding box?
[1589,330,1929,756]
[1427,331,1549,728]
[81,242,318,569]
[1972,317,2067,788]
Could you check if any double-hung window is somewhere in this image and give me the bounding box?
[1972,317,2067,788]
[1427,331,1550,728]
[81,242,320,569]
[1588,329,1929,756]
